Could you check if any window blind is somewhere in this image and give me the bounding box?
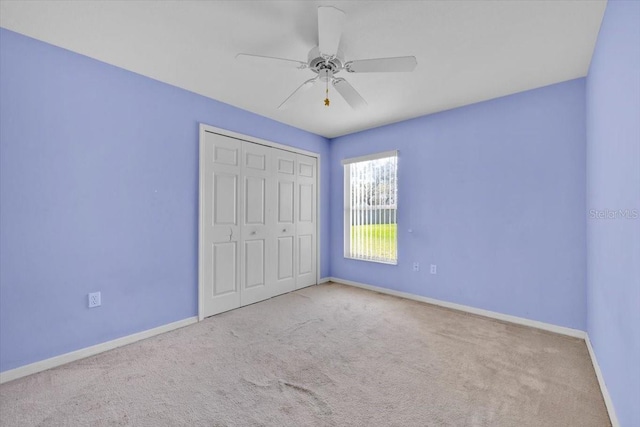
[343,151,398,264]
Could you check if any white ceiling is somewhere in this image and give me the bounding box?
[0,1,606,138]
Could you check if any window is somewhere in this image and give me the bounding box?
[343,151,398,264]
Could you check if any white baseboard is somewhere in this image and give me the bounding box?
[318,277,332,284]
[328,277,586,338]
[0,316,198,384]
[585,335,620,426]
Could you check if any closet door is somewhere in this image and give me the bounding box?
[240,142,275,306]
[201,132,242,317]
[296,154,317,289]
[271,149,297,296]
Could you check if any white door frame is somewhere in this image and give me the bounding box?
[198,124,321,321]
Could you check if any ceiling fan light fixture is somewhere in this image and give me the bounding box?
[318,69,333,82]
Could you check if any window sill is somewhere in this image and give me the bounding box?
[344,256,397,266]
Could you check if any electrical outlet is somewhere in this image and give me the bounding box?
[88,292,101,308]
[413,262,420,272]
[430,264,437,275]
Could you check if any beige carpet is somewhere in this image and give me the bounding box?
[0,283,609,426]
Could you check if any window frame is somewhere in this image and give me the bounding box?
[343,150,398,265]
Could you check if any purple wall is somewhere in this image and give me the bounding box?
[0,29,330,372]
[330,79,587,330]
[586,1,640,425]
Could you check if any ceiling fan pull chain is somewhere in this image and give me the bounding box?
[324,79,330,107]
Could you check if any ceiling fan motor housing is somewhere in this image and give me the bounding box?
[308,46,344,75]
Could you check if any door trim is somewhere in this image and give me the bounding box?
[198,124,321,321]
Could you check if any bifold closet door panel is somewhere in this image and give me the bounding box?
[201,132,242,317]
[272,149,297,296]
[240,141,275,306]
[296,154,317,289]
[200,127,318,317]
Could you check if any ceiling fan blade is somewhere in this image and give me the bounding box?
[318,6,346,57]
[332,78,367,110]
[278,78,318,110]
[346,56,417,73]
[236,53,307,69]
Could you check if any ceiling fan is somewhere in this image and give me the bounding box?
[236,6,417,110]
